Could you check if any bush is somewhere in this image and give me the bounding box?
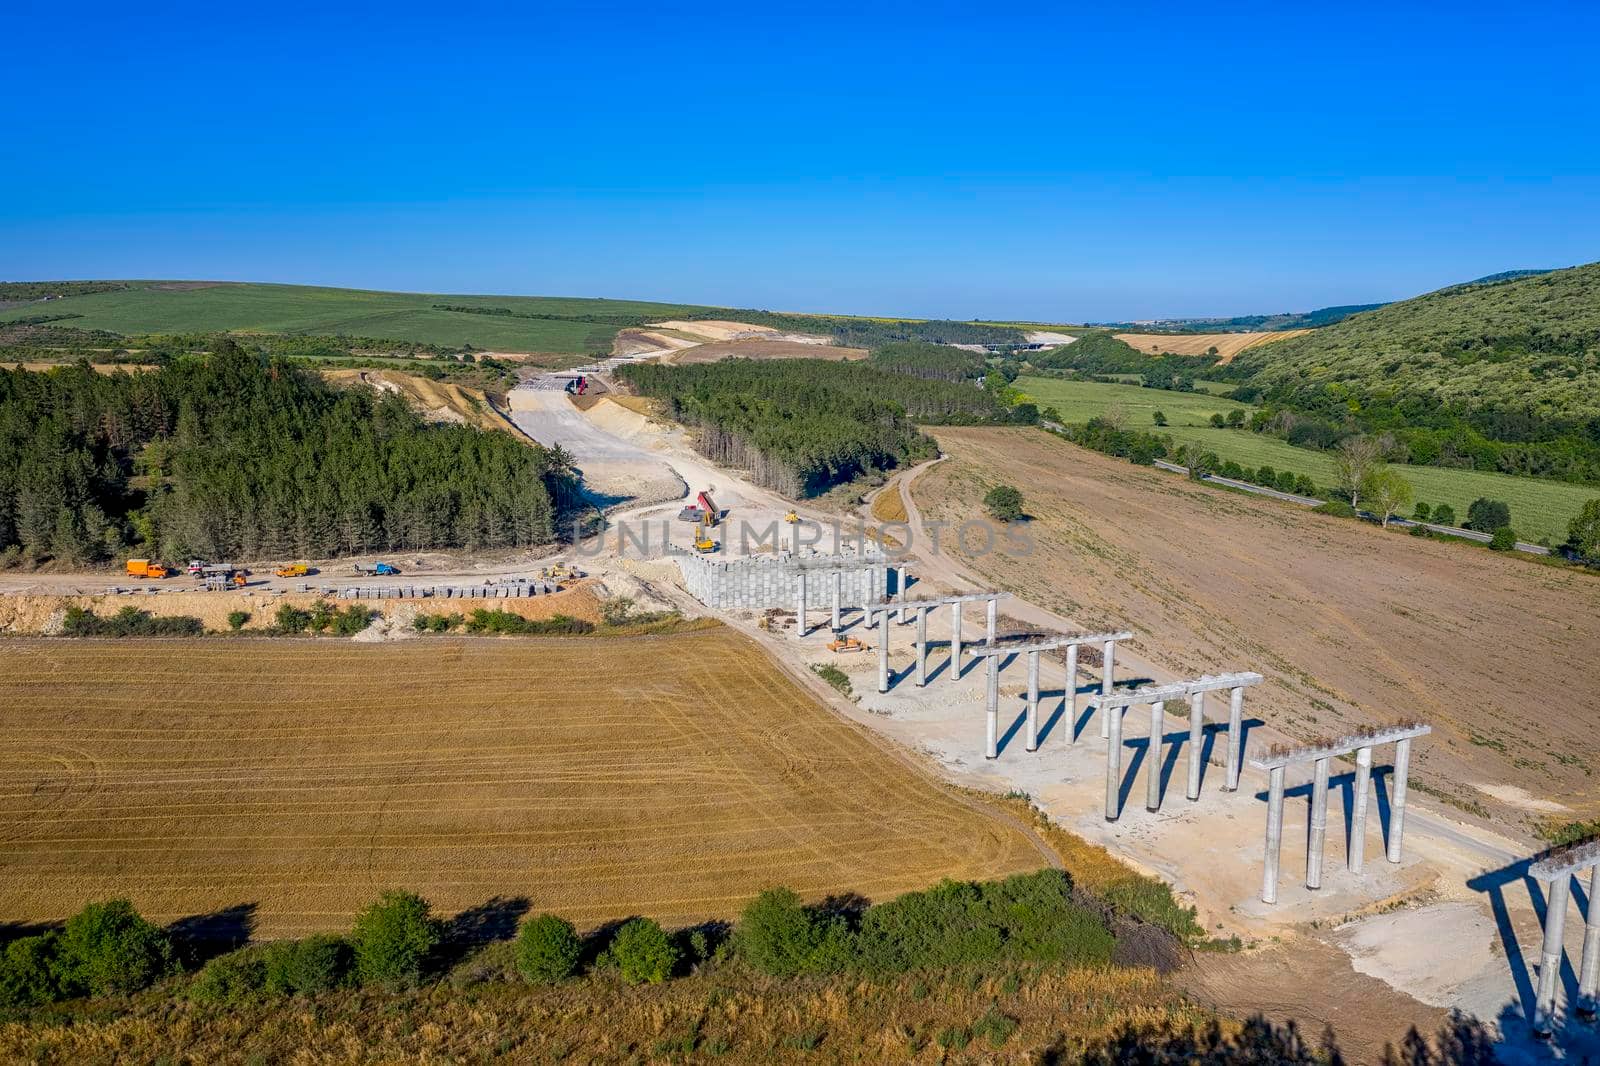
[1219,461,1243,479]
[1409,522,1433,537]
[56,898,176,997]
[1254,465,1276,487]
[1151,411,1166,426]
[1432,503,1457,526]
[226,610,250,631]
[1412,502,1431,522]
[61,606,204,637]
[1566,498,1600,563]
[1208,412,1225,428]
[515,915,583,983]
[464,609,595,635]
[1225,408,1246,428]
[1489,526,1518,551]
[1466,497,1511,532]
[351,891,441,988]
[274,604,312,633]
[412,612,464,633]
[0,933,64,1008]
[1314,500,1357,518]
[263,934,350,995]
[1292,474,1318,497]
[608,918,678,984]
[983,484,1024,522]
[737,888,845,978]
[330,605,373,635]
[189,948,266,1004]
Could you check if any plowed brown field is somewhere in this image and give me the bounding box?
[0,630,1043,938]
[918,427,1600,826]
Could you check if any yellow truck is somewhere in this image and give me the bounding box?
[274,563,310,578]
[125,559,168,579]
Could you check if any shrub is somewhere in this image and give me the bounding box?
[982,484,1024,522]
[1219,461,1243,479]
[1225,408,1246,428]
[263,934,351,995]
[515,915,583,983]
[608,918,678,984]
[226,610,250,631]
[464,609,595,635]
[1409,522,1433,537]
[1489,526,1517,551]
[972,1005,1020,1048]
[1151,411,1167,426]
[1208,412,1225,428]
[737,888,845,978]
[1313,500,1357,518]
[189,948,266,1004]
[1566,498,1600,563]
[1412,502,1431,522]
[56,898,177,996]
[412,612,464,633]
[274,604,312,633]
[1466,497,1511,532]
[1432,503,1457,526]
[811,663,852,697]
[1254,465,1276,487]
[1292,475,1318,497]
[329,605,373,635]
[351,891,441,989]
[61,606,204,637]
[0,933,63,1008]
[1274,471,1297,494]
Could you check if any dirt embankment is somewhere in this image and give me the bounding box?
[323,368,531,440]
[917,426,1600,828]
[0,582,604,636]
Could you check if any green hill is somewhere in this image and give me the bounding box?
[1227,261,1600,483]
[0,281,718,354]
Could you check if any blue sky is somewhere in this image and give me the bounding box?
[4,2,1598,320]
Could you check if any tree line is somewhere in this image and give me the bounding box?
[0,342,569,565]
[616,357,1025,496]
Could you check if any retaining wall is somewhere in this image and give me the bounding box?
[676,551,890,611]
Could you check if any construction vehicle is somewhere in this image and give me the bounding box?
[697,489,720,527]
[125,559,169,579]
[693,520,719,554]
[542,563,580,580]
[784,510,800,524]
[354,562,399,576]
[186,559,207,576]
[827,634,866,653]
[563,374,588,395]
[274,563,310,578]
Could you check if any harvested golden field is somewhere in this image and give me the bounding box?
[918,427,1600,826]
[1113,329,1310,363]
[870,482,909,524]
[666,338,866,364]
[0,629,1044,938]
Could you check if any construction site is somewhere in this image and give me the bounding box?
[2,344,1598,1063]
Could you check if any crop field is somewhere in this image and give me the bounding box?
[1113,330,1310,362]
[1019,376,1597,542]
[0,630,1043,939]
[0,283,716,353]
[917,427,1600,825]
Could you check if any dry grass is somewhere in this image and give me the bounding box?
[668,338,867,365]
[870,483,909,524]
[916,427,1600,824]
[0,964,1206,1064]
[1113,330,1311,363]
[0,629,1044,939]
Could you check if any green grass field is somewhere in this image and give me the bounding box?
[0,283,718,353]
[1018,375,1599,544]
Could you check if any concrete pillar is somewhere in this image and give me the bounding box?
[1350,746,1373,872]
[1099,640,1116,739]
[985,596,997,645]
[984,655,1000,759]
[791,519,801,555]
[1534,873,1572,1038]
[1386,737,1412,864]
[1064,643,1079,746]
[896,566,907,623]
[876,610,889,694]
[1104,704,1123,821]
[1185,691,1204,801]
[1307,757,1330,890]
[1262,765,1286,904]
[796,572,807,637]
[1224,686,1244,791]
[830,570,841,630]
[1024,650,1040,752]
[1146,702,1165,811]
[1581,865,1600,1023]
[949,601,962,681]
[915,608,929,687]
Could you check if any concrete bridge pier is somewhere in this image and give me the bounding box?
[1099,640,1116,738]
[1224,686,1244,791]
[876,610,890,693]
[1024,650,1040,751]
[1104,704,1124,821]
[1064,643,1079,745]
[914,607,929,687]
[1145,702,1164,811]
[985,597,997,647]
[1262,764,1286,904]
[1535,874,1572,1038]
[1307,756,1330,889]
[1581,866,1600,1022]
[1386,737,1412,863]
[896,565,908,622]
[1350,746,1373,872]
[1185,691,1205,801]
[984,654,1000,759]
[830,570,842,630]
[795,573,808,637]
[949,601,963,681]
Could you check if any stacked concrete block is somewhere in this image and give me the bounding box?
[676,551,887,611]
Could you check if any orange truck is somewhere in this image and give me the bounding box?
[274,563,310,578]
[125,559,168,579]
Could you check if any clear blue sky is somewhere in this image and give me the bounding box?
[4,2,1598,321]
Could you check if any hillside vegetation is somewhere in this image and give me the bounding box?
[1226,263,1600,481]
[0,344,569,564]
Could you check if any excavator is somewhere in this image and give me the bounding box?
[692,519,719,554]
[827,633,865,653]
